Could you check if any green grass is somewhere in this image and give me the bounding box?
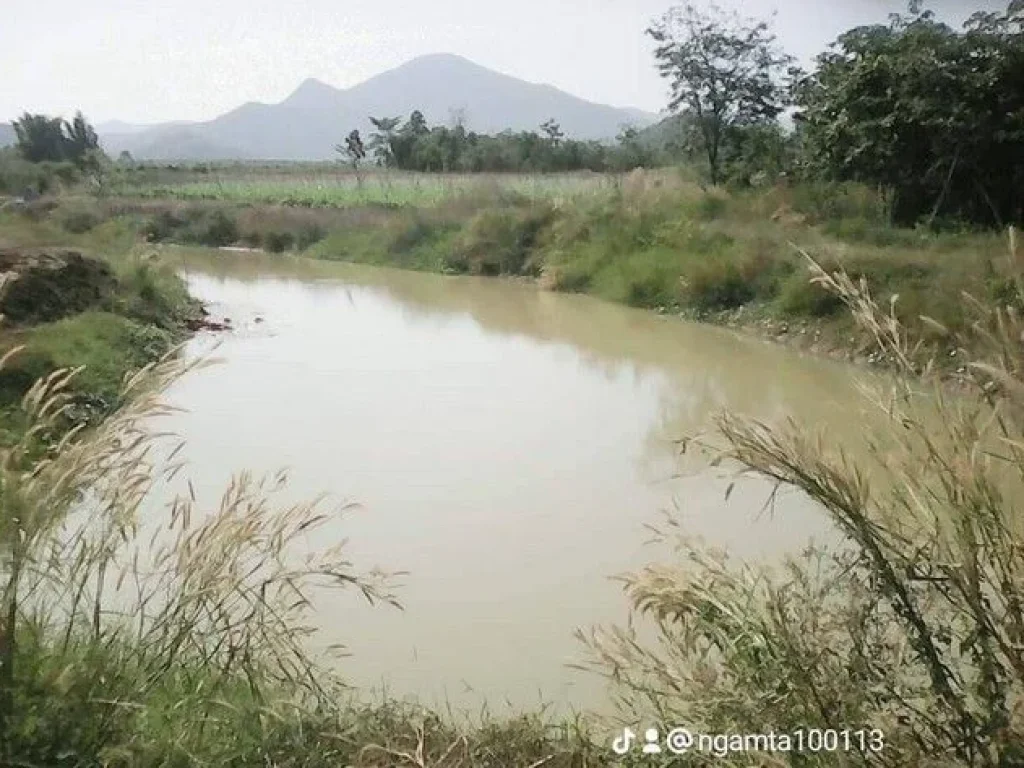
[108,170,618,208]
[8,176,1011,366]
[0,211,202,438]
[0,311,171,401]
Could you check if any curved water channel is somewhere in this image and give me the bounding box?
[144,247,877,715]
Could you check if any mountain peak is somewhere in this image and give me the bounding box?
[404,52,474,66]
[101,54,657,160]
[283,77,340,107]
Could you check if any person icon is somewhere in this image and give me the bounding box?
[643,728,662,754]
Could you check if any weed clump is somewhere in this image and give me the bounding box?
[449,205,553,276]
[142,207,239,247]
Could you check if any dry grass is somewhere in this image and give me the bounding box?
[0,349,405,763]
[0,348,609,765]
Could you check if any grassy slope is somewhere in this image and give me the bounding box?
[292,178,1006,363]
[0,210,201,438]
[16,175,1013,370]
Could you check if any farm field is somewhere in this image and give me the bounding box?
[106,166,625,207]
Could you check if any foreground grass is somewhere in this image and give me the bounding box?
[0,356,612,767]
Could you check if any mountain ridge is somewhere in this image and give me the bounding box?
[101,54,658,161]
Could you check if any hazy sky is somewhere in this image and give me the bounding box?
[1,0,1005,125]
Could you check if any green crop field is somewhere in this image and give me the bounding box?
[107,168,623,208]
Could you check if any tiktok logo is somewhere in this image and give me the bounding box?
[612,727,636,755]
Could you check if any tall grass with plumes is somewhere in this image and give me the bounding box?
[0,349,606,766]
[578,229,1024,766]
[0,348,398,764]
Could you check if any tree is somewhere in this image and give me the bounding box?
[614,126,653,170]
[63,111,100,167]
[391,110,429,168]
[13,114,67,163]
[367,116,401,167]
[793,0,1024,226]
[13,111,102,169]
[406,110,429,137]
[335,130,366,184]
[540,119,564,146]
[647,4,794,185]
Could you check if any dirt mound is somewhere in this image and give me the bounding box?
[0,248,117,325]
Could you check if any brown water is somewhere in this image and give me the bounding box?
[148,248,874,714]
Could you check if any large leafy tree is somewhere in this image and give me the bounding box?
[64,112,100,165]
[646,3,794,185]
[794,0,1024,226]
[13,111,100,167]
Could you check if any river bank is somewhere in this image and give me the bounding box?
[0,220,203,442]
[0,209,640,767]
[16,177,1011,371]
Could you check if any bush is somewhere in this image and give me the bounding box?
[240,230,263,248]
[193,210,238,247]
[681,258,755,311]
[0,251,117,325]
[58,207,101,234]
[693,193,728,221]
[263,230,295,253]
[142,208,239,247]
[142,210,184,243]
[776,268,845,317]
[451,205,552,276]
[296,222,326,250]
[783,181,892,225]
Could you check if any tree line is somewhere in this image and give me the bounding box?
[337,111,657,174]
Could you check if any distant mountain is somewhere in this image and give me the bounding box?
[0,123,15,148]
[102,54,657,161]
[117,126,256,161]
[97,119,193,136]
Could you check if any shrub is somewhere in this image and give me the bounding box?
[776,268,845,317]
[296,222,326,250]
[693,192,728,221]
[141,210,184,242]
[263,230,295,253]
[452,205,552,276]
[0,251,117,325]
[58,207,101,234]
[192,210,238,247]
[240,230,263,248]
[680,258,755,311]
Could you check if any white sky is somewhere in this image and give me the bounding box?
[1,0,1006,124]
